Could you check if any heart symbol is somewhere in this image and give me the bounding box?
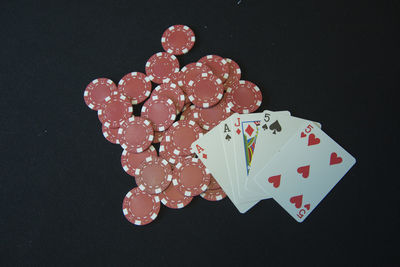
[308,134,320,146]
[330,152,342,165]
[304,204,310,210]
[202,153,207,159]
[290,195,303,209]
[268,175,281,188]
[300,132,306,138]
[297,165,310,178]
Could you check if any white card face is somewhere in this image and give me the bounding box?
[246,112,321,195]
[191,116,259,213]
[252,122,356,222]
[232,111,291,204]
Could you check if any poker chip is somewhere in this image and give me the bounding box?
[195,99,231,130]
[161,25,195,55]
[200,188,227,201]
[172,157,211,196]
[97,92,133,128]
[224,58,241,85]
[120,146,157,176]
[135,156,173,194]
[118,116,154,153]
[198,55,229,83]
[163,71,184,89]
[141,95,177,131]
[164,120,203,156]
[118,72,152,104]
[226,80,262,114]
[84,24,273,226]
[180,105,199,122]
[153,131,165,143]
[159,142,193,165]
[122,187,160,226]
[84,78,117,110]
[181,62,212,93]
[152,82,185,114]
[186,72,224,108]
[102,124,120,144]
[145,52,180,84]
[207,175,221,190]
[160,182,193,209]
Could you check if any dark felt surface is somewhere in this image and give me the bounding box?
[1,0,399,266]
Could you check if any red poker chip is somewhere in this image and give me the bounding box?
[159,141,193,165]
[120,146,157,176]
[198,55,230,83]
[84,78,117,110]
[207,175,221,190]
[164,120,203,156]
[163,71,185,89]
[141,95,177,131]
[224,58,241,85]
[200,188,227,201]
[181,62,212,93]
[187,72,224,108]
[195,99,231,130]
[122,187,160,226]
[152,82,185,114]
[118,116,154,153]
[102,124,120,144]
[161,25,195,55]
[118,72,152,104]
[172,157,211,196]
[179,105,199,122]
[135,156,173,194]
[160,182,193,209]
[97,92,133,128]
[226,80,262,114]
[145,52,180,84]
[153,131,165,143]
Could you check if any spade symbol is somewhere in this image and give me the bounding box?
[225,134,231,141]
[262,124,268,131]
[269,120,282,134]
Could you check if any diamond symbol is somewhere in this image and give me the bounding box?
[202,154,207,159]
[245,125,254,136]
[236,129,241,135]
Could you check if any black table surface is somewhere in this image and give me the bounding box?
[1,0,399,266]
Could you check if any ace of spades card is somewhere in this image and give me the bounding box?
[252,121,356,222]
[191,116,261,213]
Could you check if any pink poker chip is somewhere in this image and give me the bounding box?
[145,52,180,84]
[97,92,133,128]
[120,146,157,176]
[164,120,203,156]
[84,78,117,110]
[181,62,212,94]
[198,55,229,83]
[186,72,224,108]
[141,95,177,131]
[161,25,196,55]
[226,80,262,114]
[152,82,185,114]
[118,72,152,104]
[118,116,154,153]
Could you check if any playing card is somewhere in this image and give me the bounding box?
[231,111,291,204]
[191,116,259,213]
[246,111,321,195]
[252,121,356,222]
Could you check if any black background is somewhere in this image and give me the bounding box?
[1,0,399,266]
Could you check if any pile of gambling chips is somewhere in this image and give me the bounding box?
[84,25,263,226]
